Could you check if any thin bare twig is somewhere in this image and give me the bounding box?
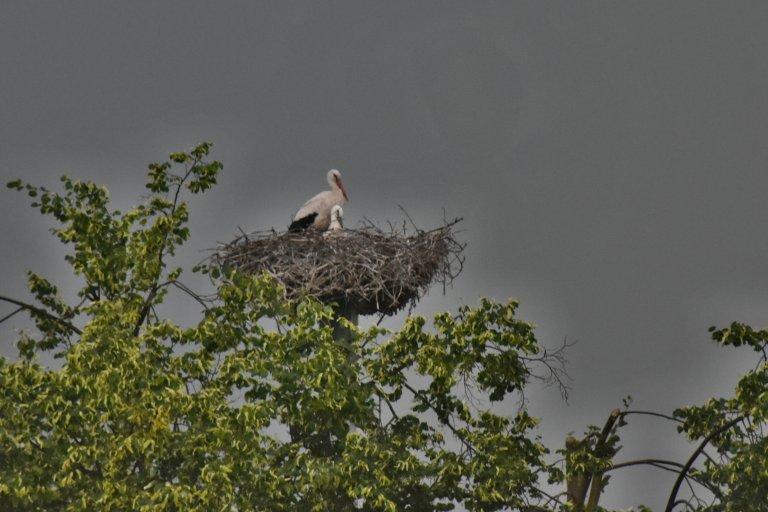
[0,306,24,324]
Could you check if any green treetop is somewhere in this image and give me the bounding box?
[1,143,765,511]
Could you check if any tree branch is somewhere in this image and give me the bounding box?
[134,158,201,336]
[584,408,620,511]
[0,295,82,335]
[0,306,24,324]
[622,410,684,424]
[609,458,686,472]
[609,458,722,498]
[664,415,744,512]
[164,280,213,310]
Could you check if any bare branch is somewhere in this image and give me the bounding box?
[664,415,744,512]
[609,458,687,472]
[622,410,685,424]
[0,306,24,324]
[163,280,214,310]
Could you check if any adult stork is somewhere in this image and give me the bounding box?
[289,169,348,232]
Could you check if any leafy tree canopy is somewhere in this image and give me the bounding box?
[1,143,765,511]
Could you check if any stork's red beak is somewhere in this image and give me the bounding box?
[336,176,348,201]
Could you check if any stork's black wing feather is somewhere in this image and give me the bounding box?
[289,212,318,232]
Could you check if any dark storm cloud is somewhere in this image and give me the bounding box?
[2,2,767,508]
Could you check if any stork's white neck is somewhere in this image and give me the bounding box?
[327,169,340,190]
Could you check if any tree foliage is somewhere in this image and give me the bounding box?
[668,323,768,511]
[1,143,765,511]
[1,144,562,511]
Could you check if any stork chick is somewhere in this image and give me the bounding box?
[325,205,344,235]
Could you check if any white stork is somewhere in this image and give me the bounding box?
[289,169,348,232]
[327,205,344,233]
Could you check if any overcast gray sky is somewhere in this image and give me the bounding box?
[2,2,767,508]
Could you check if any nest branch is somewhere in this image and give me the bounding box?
[215,219,464,316]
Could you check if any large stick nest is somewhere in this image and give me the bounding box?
[216,219,464,316]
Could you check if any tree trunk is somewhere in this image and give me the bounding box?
[565,435,588,511]
[290,301,360,456]
[332,300,359,343]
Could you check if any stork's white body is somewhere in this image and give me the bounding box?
[290,169,348,232]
